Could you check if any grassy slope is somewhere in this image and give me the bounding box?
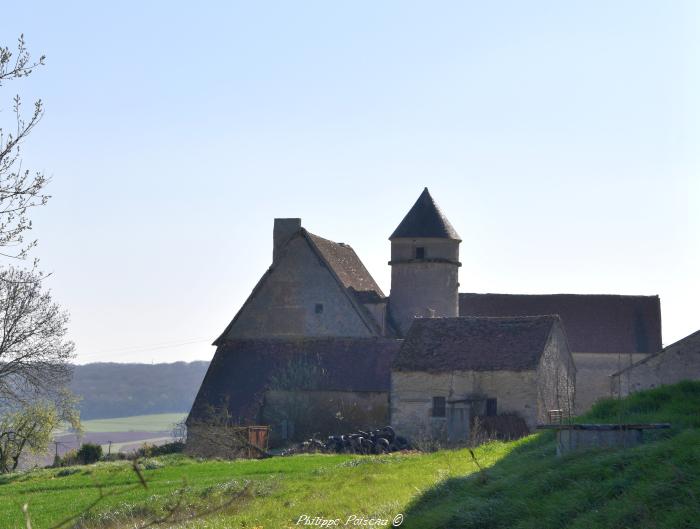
[0,382,698,529]
[0,450,491,528]
[405,380,700,529]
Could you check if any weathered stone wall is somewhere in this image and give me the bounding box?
[184,423,220,457]
[363,302,388,336]
[260,389,388,446]
[573,352,648,413]
[390,370,538,442]
[185,424,265,459]
[536,324,576,422]
[389,238,459,335]
[225,235,374,339]
[611,331,700,397]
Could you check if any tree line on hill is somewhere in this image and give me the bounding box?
[69,361,210,420]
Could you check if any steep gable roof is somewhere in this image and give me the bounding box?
[394,315,560,372]
[306,232,384,298]
[459,293,662,354]
[214,228,388,345]
[188,337,402,425]
[390,188,461,241]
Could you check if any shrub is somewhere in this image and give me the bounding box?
[77,443,103,464]
[101,452,128,462]
[57,448,79,467]
[136,441,184,458]
[55,467,80,477]
[141,458,164,470]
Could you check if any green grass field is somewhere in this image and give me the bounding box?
[2,383,699,529]
[76,413,187,433]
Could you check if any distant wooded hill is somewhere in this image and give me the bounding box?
[69,361,209,420]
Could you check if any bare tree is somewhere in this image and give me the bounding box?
[0,35,77,474]
[0,37,74,404]
[0,266,74,405]
[0,35,48,262]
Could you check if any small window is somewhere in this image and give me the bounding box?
[486,398,497,417]
[315,303,324,314]
[432,396,446,417]
[415,247,425,259]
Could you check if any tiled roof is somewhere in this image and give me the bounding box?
[390,188,461,240]
[307,232,385,299]
[187,338,401,425]
[393,316,560,372]
[459,293,662,354]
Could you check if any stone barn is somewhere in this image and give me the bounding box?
[460,294,661,413]
[611,329,700,397]
[186,337,400,451]
[390,315,575,444]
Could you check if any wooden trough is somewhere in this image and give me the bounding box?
[537,423,671,456]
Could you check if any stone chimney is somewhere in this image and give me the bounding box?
[273,218,301,261]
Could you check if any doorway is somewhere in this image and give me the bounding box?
[447,405,470,444]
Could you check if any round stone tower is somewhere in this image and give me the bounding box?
[388,188,461,336]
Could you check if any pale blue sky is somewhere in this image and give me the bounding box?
[1,1,698,363]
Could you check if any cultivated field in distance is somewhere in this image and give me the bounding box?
[50,412,187,462]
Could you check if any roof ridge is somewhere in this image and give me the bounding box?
[461,292,660,299]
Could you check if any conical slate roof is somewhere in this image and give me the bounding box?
[390,188,461,240]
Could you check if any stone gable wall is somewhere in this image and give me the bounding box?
[225,235,374,339]
[536,324,576,422]
[611,331,700,397]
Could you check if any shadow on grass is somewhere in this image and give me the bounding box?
[403,428,700,529]
[402,382,700,529]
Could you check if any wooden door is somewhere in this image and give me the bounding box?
[447,406,470,444]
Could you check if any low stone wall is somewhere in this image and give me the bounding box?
[556,428,642,455]
[544,424,671,456]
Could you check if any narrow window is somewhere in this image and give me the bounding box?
[486,398,497,417]
[315,303,324,314]
[432,396,446,417]
[415,247,425,259]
